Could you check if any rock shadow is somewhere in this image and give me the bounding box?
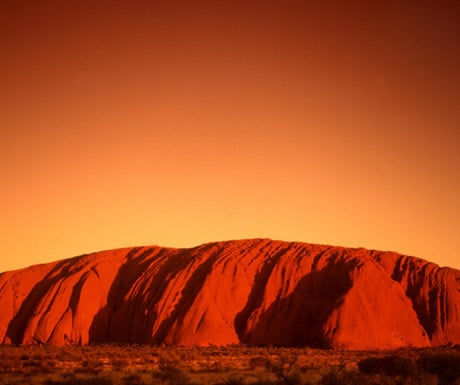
[89,243,222,344]
[391,257,436,340]
[234,244,291,340]
[5,256,86,344]
[88,247,161,343]
[235,253,359,348]
[151,246,221,344]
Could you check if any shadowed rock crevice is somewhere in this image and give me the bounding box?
[152,245,222,344]
[88,247,161,343]
[387,255,460,344]
[234,244,292,341]
[241,255,358,347]
[69,271,91,315]
[89,243,220,344]
[5,257,85,344]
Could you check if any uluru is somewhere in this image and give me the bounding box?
[1,239,459,350]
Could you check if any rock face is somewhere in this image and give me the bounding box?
[1,239,459,349]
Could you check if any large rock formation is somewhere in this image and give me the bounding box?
[1,239,459,349]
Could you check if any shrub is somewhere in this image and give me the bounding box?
[73,366,100,375]
[152,367,192,385]
[418,351,460,385]
[122,373,146,385]
[110,358,129,370]
[249,356,271,370]
[263,354,301,385]
[215,377,246,385]
[23,360,44,368]
[44,377,114,385]
[358,355,416,378]
[320,369,372,385]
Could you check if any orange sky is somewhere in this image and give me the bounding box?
[1,0,459,272]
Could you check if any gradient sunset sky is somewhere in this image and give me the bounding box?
[1,1,459,272]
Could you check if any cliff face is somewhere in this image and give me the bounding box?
[0,239,459,349]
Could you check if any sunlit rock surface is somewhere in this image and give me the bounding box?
[1,239,459,349]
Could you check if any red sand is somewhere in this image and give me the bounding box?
[1,239,459,349]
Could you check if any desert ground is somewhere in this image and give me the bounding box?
[1,345,460,385]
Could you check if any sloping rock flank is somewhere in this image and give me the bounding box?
[1,239,459,349]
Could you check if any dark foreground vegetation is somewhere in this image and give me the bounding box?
[1,344,460,385]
